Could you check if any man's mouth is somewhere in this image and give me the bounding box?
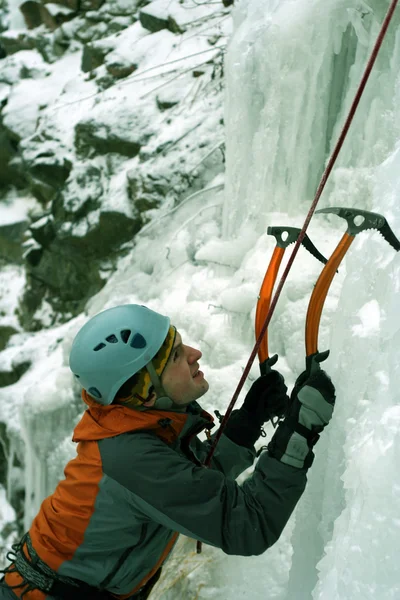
[192,368,203,379]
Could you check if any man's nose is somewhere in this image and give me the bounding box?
[187,346,202,362]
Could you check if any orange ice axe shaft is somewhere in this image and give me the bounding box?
[305,207,400,372]
[256,227,328,375]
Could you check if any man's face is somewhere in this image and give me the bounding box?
[145,331,209,408]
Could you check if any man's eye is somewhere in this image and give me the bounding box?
[174,350,179,361]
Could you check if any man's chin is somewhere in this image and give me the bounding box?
[197,377,209,394]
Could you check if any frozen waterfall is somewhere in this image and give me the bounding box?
[0,0,399,598]
[223,0,400,598]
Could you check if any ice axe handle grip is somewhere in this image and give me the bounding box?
[306,350,330,375]
[259,354,278,376]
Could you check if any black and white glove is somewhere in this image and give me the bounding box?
[223,369,289,449]
[267,365,336,469]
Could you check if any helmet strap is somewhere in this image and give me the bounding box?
[145,361,175,410]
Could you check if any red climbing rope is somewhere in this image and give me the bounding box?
[203,0,399,469]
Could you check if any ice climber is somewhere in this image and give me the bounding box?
[0,304,336,600]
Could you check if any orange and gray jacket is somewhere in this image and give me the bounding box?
[3,391,307,599]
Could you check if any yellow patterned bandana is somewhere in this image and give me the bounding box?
[116,326,176,408]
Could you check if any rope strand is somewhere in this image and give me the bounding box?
[202,0,399,468]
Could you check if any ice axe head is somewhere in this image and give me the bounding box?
[316,207,400,250]
[267,226,302,248]
[267,226,328,264]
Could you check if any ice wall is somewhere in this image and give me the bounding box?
[223,0,400,236]
[224,0,400,598]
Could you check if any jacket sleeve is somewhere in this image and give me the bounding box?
[99,433,307,556]
[190,429,256,480]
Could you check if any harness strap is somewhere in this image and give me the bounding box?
[0,533,110,600]
[18,535,81,593]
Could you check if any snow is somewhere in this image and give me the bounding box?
[0,191,37,225]
[5,0,26,30]
[0,0,400,598]
[0,266,25,331]
[141,0,228,30]
[45,3,75,17]
[2,51,85,141]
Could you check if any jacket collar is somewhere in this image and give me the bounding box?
[72,391,214,445]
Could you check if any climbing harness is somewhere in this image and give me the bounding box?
[1,526,165,600]
[0,533,110,599]
[197,0,399,553]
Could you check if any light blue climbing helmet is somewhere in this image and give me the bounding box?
[69,304,170,406]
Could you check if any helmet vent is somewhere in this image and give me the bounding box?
[94,343,106,351]
[130,333,146,349]
[88,387,102,399]
[120,329,131,344]
[106,334,118,344]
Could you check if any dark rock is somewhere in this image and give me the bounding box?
[25,242,104,300]
[0,361,30,388]
[24,243,43,267]
[52,23,73,55]
[81,39,113,72]
[0,31,37,55]
[20,209,141,327]
[54,162,103,221]
[139,1,204,35]
[166,16,183,35]
[58,209,141,259]
[73,18,111,44]
[28,156,73,191]
[38,3,77,31]
[19,1,43,29]
[106,59,137,79]
[75,119,144,158]
[17,277,47,331]
[30,215,56,248]
[27,177,56,205]
[0,126,25,188]
[23,150,72,203]
[0,219,30,264]
[139,7,167,33]
[93,72,114,91]
[156,94,179,111]
[127,170,168,211]
[18,155,143,326]
[0,326,18,352]
[0,29,57,62]
[0,31,57,63]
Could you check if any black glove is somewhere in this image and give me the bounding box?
[243,370,289,422]
[223,369,289,449]
[268,365,336,469]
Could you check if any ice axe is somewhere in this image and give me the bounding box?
[255,227,328,375]
[305,206,400,373]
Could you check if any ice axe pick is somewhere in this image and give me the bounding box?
[305,206,400,373]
